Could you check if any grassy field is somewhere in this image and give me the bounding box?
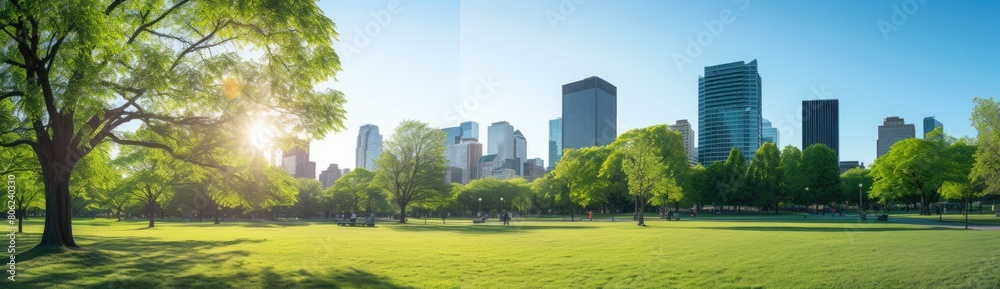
[6,214,1000,288]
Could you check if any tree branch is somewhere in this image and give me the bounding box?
[2,59,28,71]
[126,0,191,44]
[105,0,127,15]
[0,90,23,102]
[0,139,38,148]
[169,20,230,70]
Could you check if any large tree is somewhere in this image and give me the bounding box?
[617,138,675,226]
[722,147,747,212]
[116,144,183,228]
[294,178,323,219]
[970,97,1000,197]
[555,146,611,213]
[746,142,782,212]
[779,145,804,210]
[800,144,841,209]
[1,1,346,247]
[328,168,384,215]
[840,167,873,212]
[374,120,449,223]
[602,125,688,216]
[870,129,975,215]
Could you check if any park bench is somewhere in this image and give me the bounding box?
[876,215,889,221]
[338,218,376,227]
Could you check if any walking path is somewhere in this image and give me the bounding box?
[888,216,1000,231]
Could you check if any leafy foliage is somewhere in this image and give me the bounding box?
[970,97,1000,197]
[870,129,976,214]
[1,0,347,247]
[374,120,449,223]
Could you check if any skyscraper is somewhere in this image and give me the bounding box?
[442,121,480,145]
[761,118,779,148]
[802,99,839,158]
[356,124,382,171]
[513,130,527,175]
[318,163,342,189]
[282,139,316,179]
[923,116,943,138]
[562,76,617,150]
[445,140,482,184]
[698,60,762,165]
[487,121,514,161]
[441,126,462,146]
[669,119,698,165]
[548,117,562,170]
[460,121,480,141]
[877,116,915,158]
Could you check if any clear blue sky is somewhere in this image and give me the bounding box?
[311,0,1000,171]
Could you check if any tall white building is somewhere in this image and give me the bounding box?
[670,119,698,165]
[356,124,382,171]
[445,140,483,184]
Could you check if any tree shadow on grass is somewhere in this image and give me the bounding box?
[386,224,597,234]
[258,266,414,289]
[687,226,954,232]
[14,237,262,289]
[12,235,411,289]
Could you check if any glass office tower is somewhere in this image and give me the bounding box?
[698,60,762,165]
[562,76,617,150]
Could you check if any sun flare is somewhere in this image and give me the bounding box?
[247,120,275,149]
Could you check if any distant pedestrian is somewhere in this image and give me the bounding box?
[350,213,357,223]
[588,211,593,221]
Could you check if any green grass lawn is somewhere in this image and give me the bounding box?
[6,215,1000,288]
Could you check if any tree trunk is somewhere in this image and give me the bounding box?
[920,194,929,215]
[146,201,156,228]
[398,201,407,223]
[116,208,122,221]
[38,162,78,248]
[17,210,23,233]
[637,196,645,226]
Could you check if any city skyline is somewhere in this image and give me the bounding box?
[305,1,998,173]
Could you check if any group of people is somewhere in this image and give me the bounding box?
[477,211,513,225]
[336,213,358,222]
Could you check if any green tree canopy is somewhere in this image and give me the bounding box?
[779,145,804,207]
[970,97,1000,197]
[840,167,873,209]
[328,168,384,215]
[294,178,323,218]
[720,147,747,208]
[554,146,611,210]
[617,137,676,226]
[1,0,347,248]
[870,129,975,215]
[746,142,782,211]
[800,144,841,207]
[374,120,449,223]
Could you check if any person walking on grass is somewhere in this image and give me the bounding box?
[350,212,357,223]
